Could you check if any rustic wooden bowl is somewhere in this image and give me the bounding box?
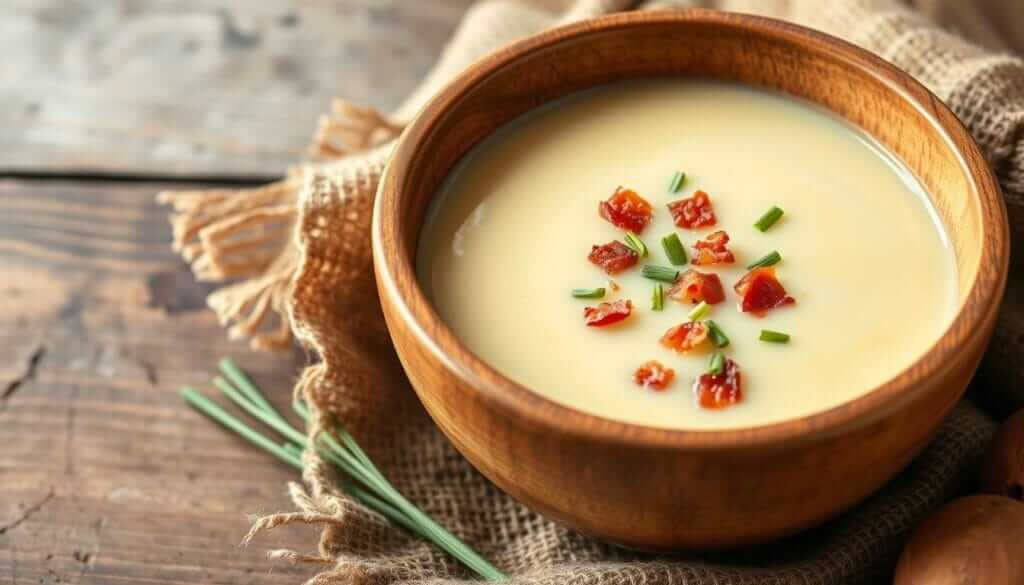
[372,9,1009,549]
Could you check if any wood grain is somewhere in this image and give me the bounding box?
[374,10,1009,549]
[0,0,473,178]
[0,179,316,584]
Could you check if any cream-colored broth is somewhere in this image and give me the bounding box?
[417,80,957,430]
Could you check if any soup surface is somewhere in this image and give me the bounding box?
[417,80,957,430]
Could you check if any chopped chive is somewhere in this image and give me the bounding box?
[652,284,664,311]
[641,265,680,283]
[707,351,725,376]
[754,206,784,232]
[688,301,710,321]
[572,287,605,299]
[668,170,686,193]
[760,330,791,343]
[705,320,730,348]
[747,250,782,269]
[623,231,648,257]
[661,233,688,265]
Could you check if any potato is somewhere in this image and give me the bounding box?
[894,495,1024,585]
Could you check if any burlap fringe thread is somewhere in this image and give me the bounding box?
[158,100,402,351]
[160,0,1024,354]
[158,1,1024,582]
[157,0,629,352]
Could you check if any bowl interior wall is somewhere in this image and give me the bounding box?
[399,19,981,297]
[374,12,1007,548]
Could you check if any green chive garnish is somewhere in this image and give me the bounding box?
[623,231,648,257]
[642,265,680,283]
[183,359,506,581]
[747,250,782,269]
[760,330,791,343]
[707,351,725,376]
[661,233,688,265]
[572,288,606,299]
[668,170,686,193]
[754,206,784,232]
[652,284,664,311]
[688,301,710,321]
[706,320,730,348]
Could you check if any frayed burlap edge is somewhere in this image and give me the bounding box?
[160,0,1024,352]
[157,100,403,351]
[158,0,1024,583]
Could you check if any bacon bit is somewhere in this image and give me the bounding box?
[599,187,654,233]
[668,270,726,305]
[633,360,675,391]
[588,241,639,275]
[691,230,735,265]
[584,299,633,327]
[694,358,742,409]
[734,267,795,315]
[660,321,709,352]
[667,190,717,229]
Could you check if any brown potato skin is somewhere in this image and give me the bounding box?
[894,495,1024,585]
[980,409,1024,501]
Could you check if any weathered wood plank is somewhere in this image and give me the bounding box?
[0,179,324,584]
[0,0,474,178]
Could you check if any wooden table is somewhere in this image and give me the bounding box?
[6,2,1020,584]
[0,2,477,583]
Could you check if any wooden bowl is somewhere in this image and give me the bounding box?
[372,9,1008,549]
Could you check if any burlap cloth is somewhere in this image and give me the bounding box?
[160,1,1024,583]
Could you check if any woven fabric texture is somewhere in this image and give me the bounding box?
[160,1,1024,583]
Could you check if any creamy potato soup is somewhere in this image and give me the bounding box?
[417,80,957,430]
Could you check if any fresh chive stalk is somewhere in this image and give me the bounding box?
[705,320,730,348]
[652,284,664,311]
[754,206,784,232]
[181,388,304,469]
[641,265,680,283]
[707,351,725,376]
[667,170,686,193]
[182,359,506,581]
[747,250,782,269]
[623,231,648,257]
[661,233,688,265]
[282,442,305,460]
[196,382,428,541]
[688,301,710,321]
[572,287,605,299]
[760,330,791,343]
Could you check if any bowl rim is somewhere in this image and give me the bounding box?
[373,8,1009,451]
